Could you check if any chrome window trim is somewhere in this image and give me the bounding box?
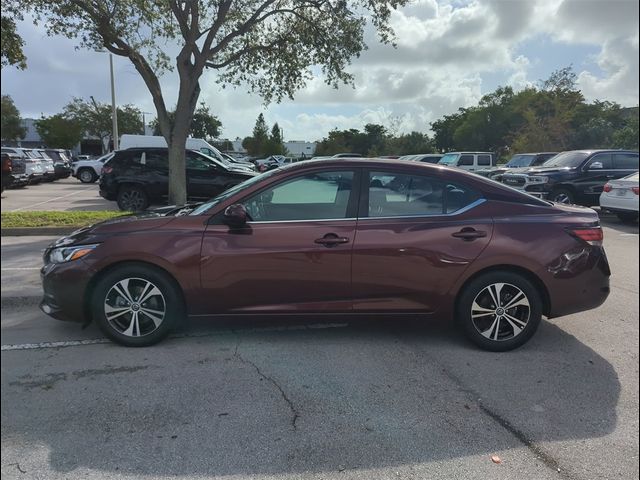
[248,217,357,224]
[358,198,487,221]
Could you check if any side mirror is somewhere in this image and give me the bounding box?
[589,161,604,170]
[223,204,248,227]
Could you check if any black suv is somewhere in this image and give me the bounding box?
[100,148,257,211]
[475,152,558,180]
[500,150,639,205]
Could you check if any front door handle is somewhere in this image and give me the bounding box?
[315,233,350,247]
[452,227,487,241]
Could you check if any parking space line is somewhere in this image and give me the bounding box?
[1,323,349,351]
[10,189,91,212]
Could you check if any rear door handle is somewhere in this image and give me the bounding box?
[315,233,350,247]
[452,228,487,241]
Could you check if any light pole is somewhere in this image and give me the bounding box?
[109,54,119,150]
[141,112,153,135]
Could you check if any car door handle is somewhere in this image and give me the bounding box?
[315,234,350,247]
[452,228,487,241]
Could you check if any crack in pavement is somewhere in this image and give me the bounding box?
[233,337,300,430]
[397,336,576,480]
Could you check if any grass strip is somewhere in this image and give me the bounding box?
[1,211,126,228]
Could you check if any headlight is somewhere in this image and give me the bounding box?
[528,176,549,184]
[48,244,99,264]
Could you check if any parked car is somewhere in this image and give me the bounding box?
[1,153,12,192]
[42,158,610,350]
[99,147,256,211]
[438,152,496,172]
[475,152,558,180]
[399,154,443,164]
[255,155,287,172]
[500,150,639,205]
[599,171,639,223]
[1,147,46,184]
[73,152,115,183]
[28,149,56,182]
[220,153,257,171]
[1,152,28,190]
[76,154,93,161]
[44,149,73,179]
[120,134,228,163]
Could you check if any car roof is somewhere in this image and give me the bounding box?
[566,149,638,155]
[442,151,494,154]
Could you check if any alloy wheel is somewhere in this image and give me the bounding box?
[120,189,146,211]
[104,277,166,337]
[471,282,530,341]
[79,170,94,183]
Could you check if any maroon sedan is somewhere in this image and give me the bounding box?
[40,159,610,350]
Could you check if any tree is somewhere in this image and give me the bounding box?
[21,0,408,206]
[151,103,222,141]
[1,2,27,69]
[265,122,286,156]
[191,103,222,141]
[612,115,639,150]
[63,98,143,153]
[35,114,84,148]
[1,94,26,142]
[243,114,271,156]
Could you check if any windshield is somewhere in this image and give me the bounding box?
[505,154,536,168]
[438,153,459,165]
[190,170,277,215]
[542,151,589,168]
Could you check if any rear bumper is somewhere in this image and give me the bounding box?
[543,246,611,318]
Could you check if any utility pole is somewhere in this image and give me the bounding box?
[110,54,119,150]
[141,112,153,135]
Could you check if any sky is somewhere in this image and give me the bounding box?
[1,0,638,143]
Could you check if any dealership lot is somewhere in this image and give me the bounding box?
[1,178,116,212]
[1,216,637,479]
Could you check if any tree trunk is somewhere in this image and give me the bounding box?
[167,128,189,206]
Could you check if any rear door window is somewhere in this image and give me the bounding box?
[366,172,481,217]
[613,152,639,170]
[477,155,491,166]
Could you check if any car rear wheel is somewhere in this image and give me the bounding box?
[78,168,97,183]
[616,211,639,223]
[117,185,149,211]
[549,188,575,204]
[92,264,183,347]
[457,271,542,351]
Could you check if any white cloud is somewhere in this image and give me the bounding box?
[1,0,638,141]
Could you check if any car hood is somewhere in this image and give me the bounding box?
[51,205,203,247]
[506,166,574,176]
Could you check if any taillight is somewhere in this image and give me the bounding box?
[632,186,639,196]
[603,183,612,192]
[568,227,604,246]
[102,166,113,174]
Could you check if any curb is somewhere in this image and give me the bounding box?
[1,227,76,237]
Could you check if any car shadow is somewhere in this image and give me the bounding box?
[597,209,639,234]
[1,315,620,477]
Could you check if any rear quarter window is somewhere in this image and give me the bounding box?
[613,152,639,170]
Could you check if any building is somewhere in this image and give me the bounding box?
[284,141,316,158]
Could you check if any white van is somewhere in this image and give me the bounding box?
[120,134,223,161]
[437,151,496,172]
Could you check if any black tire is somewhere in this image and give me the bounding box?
[78,168,97,183]
[549,187,575,204]
[117,185,149,211]
[616,211,639,223]
[457,271,543,352]
[91,264,184,347]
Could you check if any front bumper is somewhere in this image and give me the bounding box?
[40,261,94,323]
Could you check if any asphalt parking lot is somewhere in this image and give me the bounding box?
[1,178,116,212]
[1,211,638,479]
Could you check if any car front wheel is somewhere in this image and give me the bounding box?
[92,264,183,346]
[549,188,575,204]
[457,271,542,351]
